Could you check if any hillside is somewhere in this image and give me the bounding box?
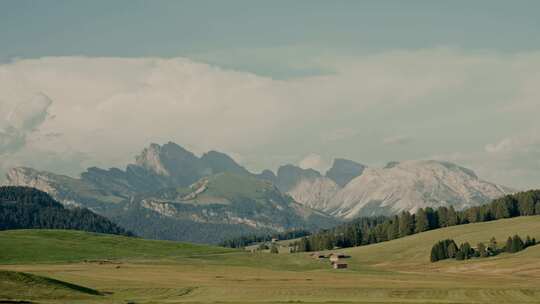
[341,215,540,270]
[0,229,234,264]
[0,270,102,300]
[5,143,338,243]
[110,173,338,244]
[0,186,131,236]
[1,218,540,303]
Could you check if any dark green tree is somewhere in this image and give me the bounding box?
[398,211,415,237]
[415,208,429,233]
[477,242,488,257]
[447,206,458,226]
[511,235,524,253]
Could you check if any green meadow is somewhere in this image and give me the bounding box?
[2,216,540,303]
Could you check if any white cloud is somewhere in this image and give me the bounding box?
[382,135,413,145]
[0,93,52,154]
[298,153,329,173]
[0,49,539,188]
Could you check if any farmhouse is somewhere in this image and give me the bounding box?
[333,262,348,269]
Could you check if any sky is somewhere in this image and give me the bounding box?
[0,1,540,189]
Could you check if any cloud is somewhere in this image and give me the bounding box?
[382,135,413,145]
[0,49,539,189]
[0,93,52,154]
[298,153,329,173]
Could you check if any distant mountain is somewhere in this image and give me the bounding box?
[327,160,514,219]
[109,173,337,243]
[275,164,322,193]
[5,143,338,243]
[325,158,366,187]
[5,141,514,240]
[278,159,365,211]
[0,186,131,236]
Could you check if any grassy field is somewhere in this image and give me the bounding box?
[1,216,540,303]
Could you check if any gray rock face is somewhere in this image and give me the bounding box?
[327,160,514,219]
[200,151,251,176]
[5,143,338,243]
[275,164,321,193]
[325,158,366,187]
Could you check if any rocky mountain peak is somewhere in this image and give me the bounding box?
[135,142,198,177]
[276,164,321,192]
[325,158,366,187]
[200,151,250,176]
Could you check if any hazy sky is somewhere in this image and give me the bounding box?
[1,1,540,189]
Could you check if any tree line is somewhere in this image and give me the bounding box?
[0,186,133,236]
[293,190,540,252]
[431,235,537,262]
[220,229,311,248]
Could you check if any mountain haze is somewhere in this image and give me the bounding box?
[5,141,513,241]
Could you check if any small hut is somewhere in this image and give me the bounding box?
[333,262,348,269]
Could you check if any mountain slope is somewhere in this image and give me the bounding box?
[341,215,540,270]
[0,186,131,236]
[325,158,366,187]
[329,160,513,218]
[110,173,338,243]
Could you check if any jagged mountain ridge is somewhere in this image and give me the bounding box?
[288,160,514,219]
[5,142,339,243]
[108,173,337,243]
[5,141,513,234]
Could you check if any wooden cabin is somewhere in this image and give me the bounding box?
[333,262,348,269]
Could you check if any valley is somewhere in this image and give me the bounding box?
[2,216,540,303]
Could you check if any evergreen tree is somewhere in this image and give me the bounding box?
[511,235,524,253]
[415,208,429,233]
[488,237,498,255]
[437,207,449,227]
[425,207,439,229]
[477,242,488,257]
[398,211,415,237]
[517,192,536,216]
[505,236,513,253]
[447,241,458,258]
[458,242,473,259]
[386,216,400,240]
[447,206,458,226]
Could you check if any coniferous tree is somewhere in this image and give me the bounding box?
[386,216,400,240]
[488,237,498,255]
[415,208,429,233]
[505,236,513,253]
[458,242,473,259]
[447,241,458,258]
[477,242,488,257]
[425,207,438,229]
[398,211,415,237]
[447,206,458,226]
[437,207,449,227]
[511,235,524,253]
[517,192,536,216]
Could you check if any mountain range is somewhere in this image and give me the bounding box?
[4,141,514,243]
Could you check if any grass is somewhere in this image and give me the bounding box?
[0,229,235,264]
[1,216,540,303]
[0,270,102,300]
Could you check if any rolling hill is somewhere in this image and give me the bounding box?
[1,216,540,303]
[0,186,131,236]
